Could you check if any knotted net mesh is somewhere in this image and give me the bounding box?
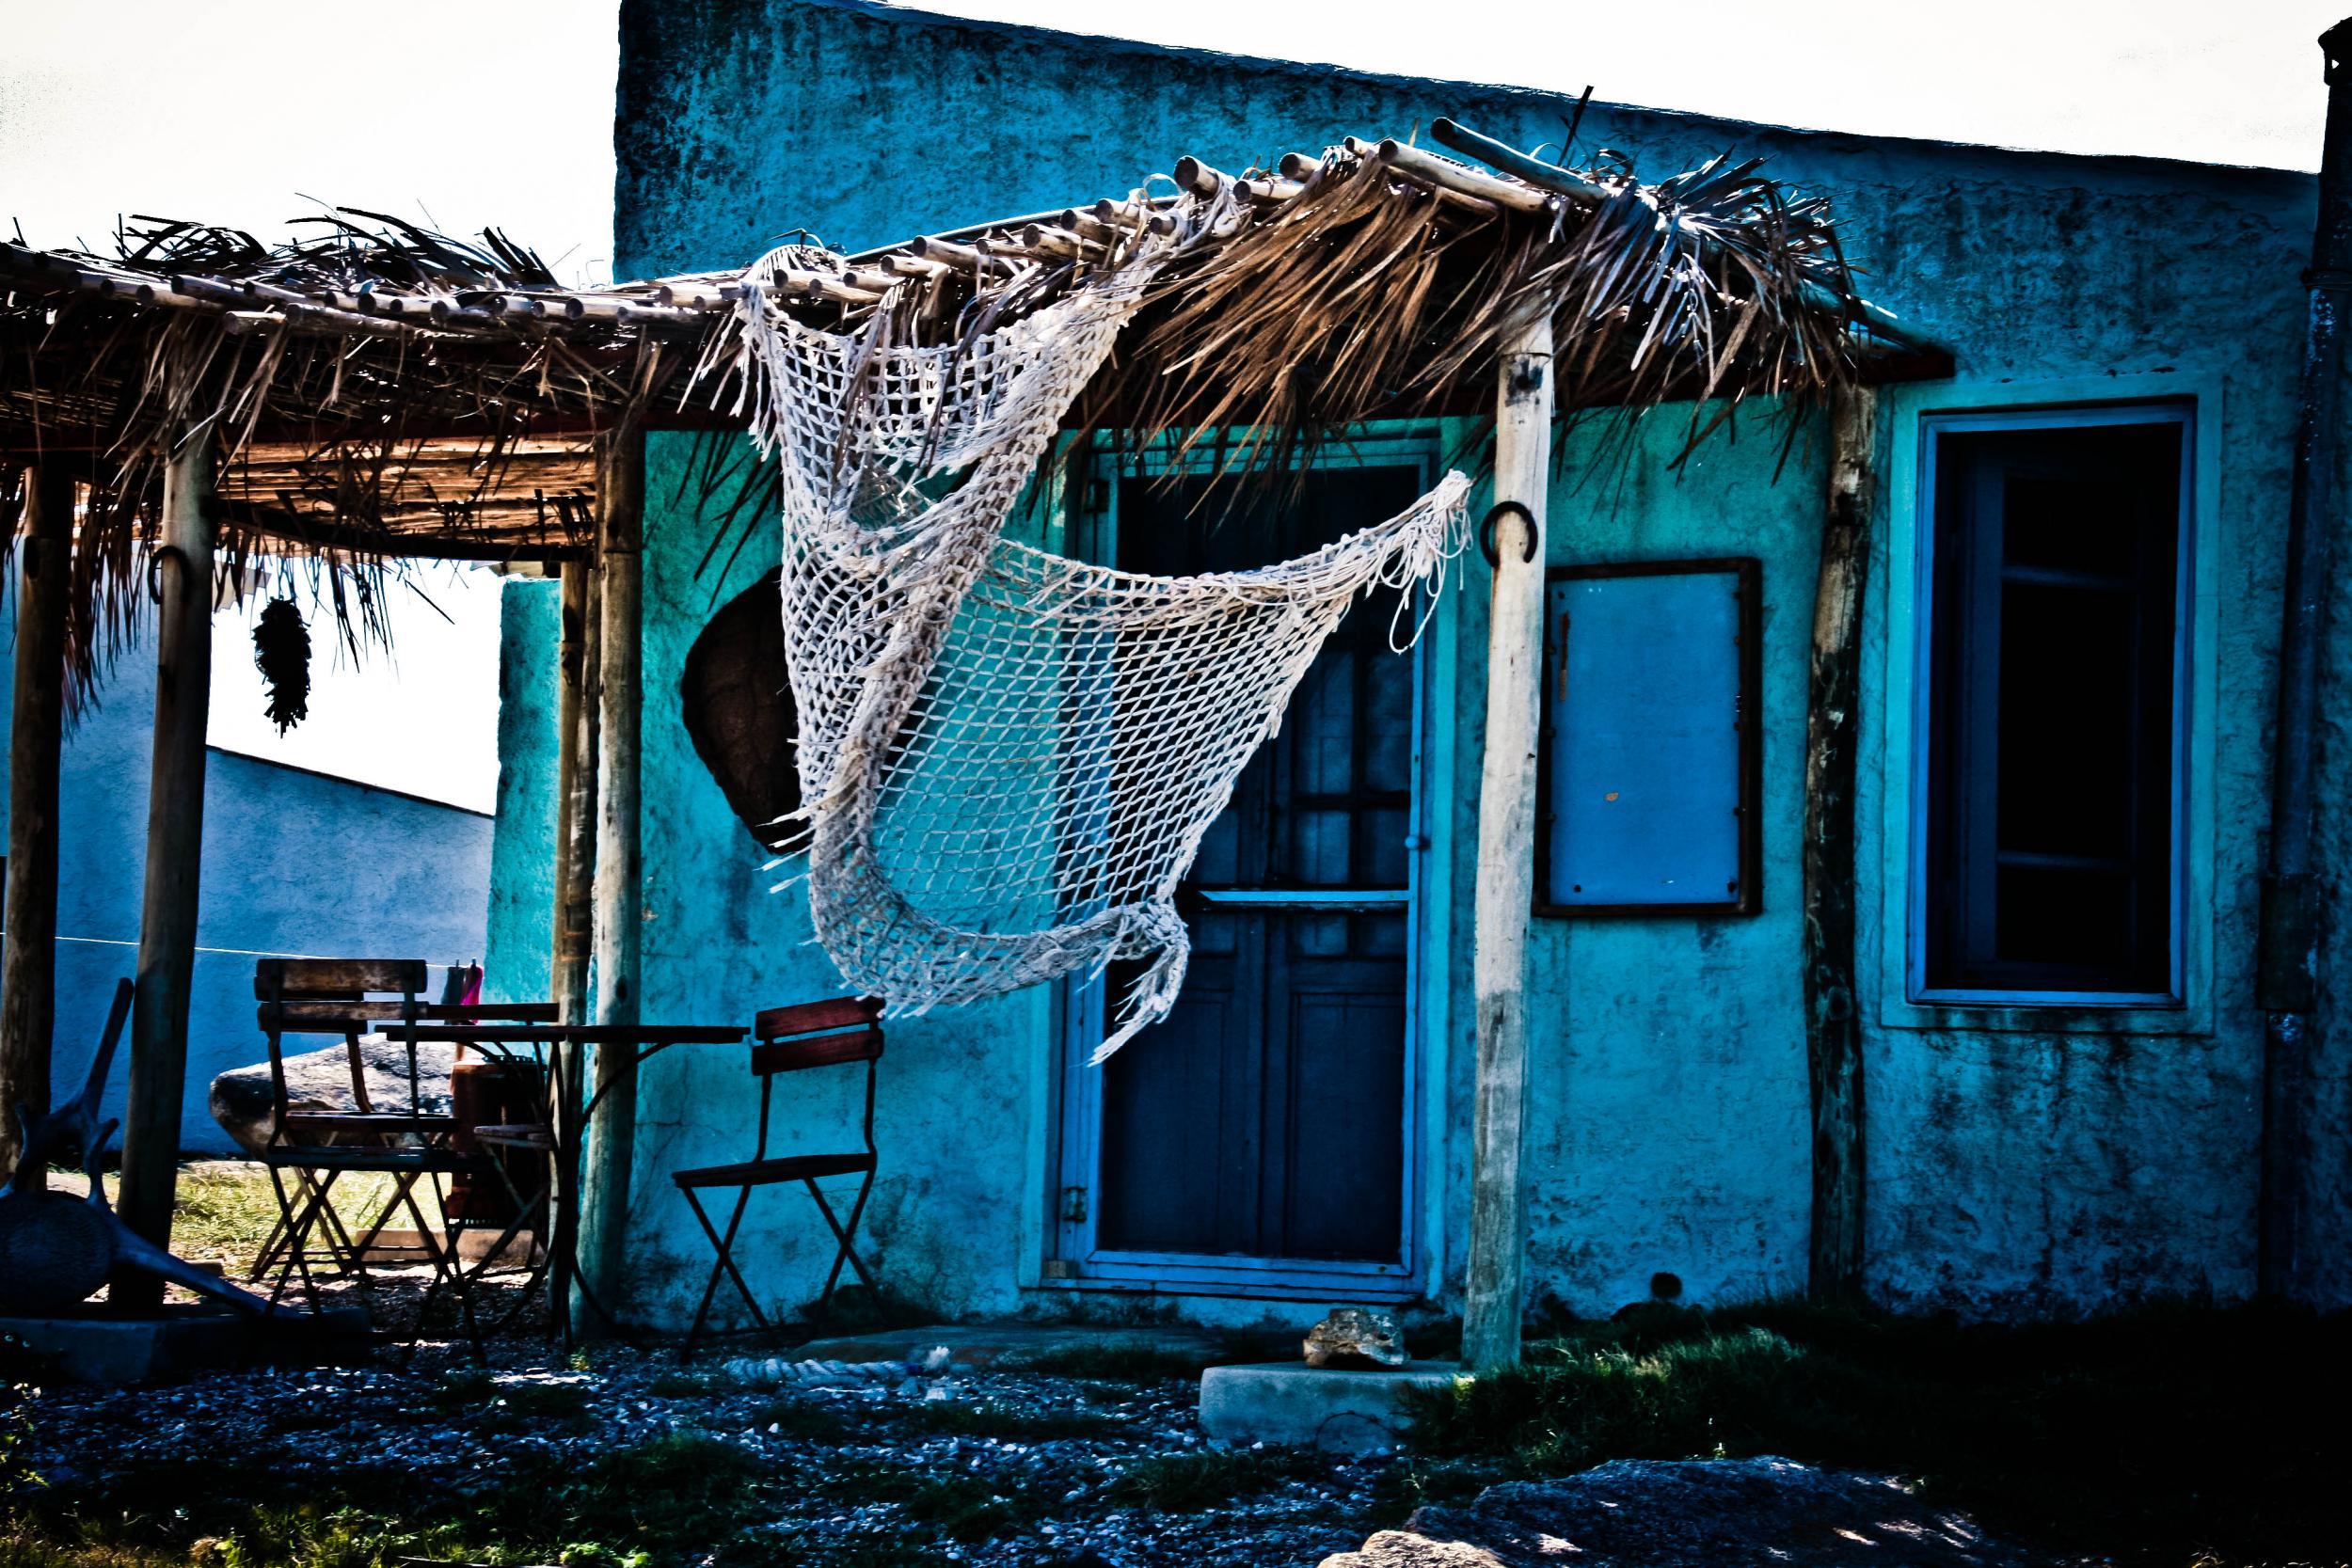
[728,243,1470,1058]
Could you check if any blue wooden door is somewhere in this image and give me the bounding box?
[1064,461,1423,1280]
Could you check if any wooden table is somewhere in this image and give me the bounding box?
[385,1019,748,1344]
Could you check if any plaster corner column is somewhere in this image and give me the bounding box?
[116,429,217,1295]
[1461,303,1553,1375]
[0,464,76,1183]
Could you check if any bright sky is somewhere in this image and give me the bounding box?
[206,569,510,816]
[0,0,2335,813]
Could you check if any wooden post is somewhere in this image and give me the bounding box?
[578,429,643,1306]
[551,562,599,1025]
[116,430,216,1292]
[1805,387,1876,1303]
[1461,305,1553,1374]
[549,560,600,1333]
[0,466,75,1182]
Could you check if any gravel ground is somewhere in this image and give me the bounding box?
[11,1270,1396,1568]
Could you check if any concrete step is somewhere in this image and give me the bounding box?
[1200,1359,1463,1455]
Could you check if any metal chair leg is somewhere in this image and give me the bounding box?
[467,1150,554,1338]
[805,1171,878,1325]
[680,1184,771,1360]
[262,1163,340,1313]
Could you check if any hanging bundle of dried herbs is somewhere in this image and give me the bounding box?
[252,596,311,735]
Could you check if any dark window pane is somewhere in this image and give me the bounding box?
[1995,580,2136,860]
[2001,474,2138,579]
[1994,863,2134,972]
[1923,416,2183,997]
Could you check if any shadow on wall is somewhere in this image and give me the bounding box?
[680,567,801,850]
[37,750,491,1155]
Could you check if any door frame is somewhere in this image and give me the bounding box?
[1044,428,1444,1301]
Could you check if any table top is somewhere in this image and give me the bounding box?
[385,1021,748,1046]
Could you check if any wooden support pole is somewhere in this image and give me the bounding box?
[1805,387,1877,1303]
[1462,306,1553,1374]
[116,430,216,1293]
[548,561,599,1334]
[550,562,599,1026]
[578,429,643,1307]
[0,466,75,1182]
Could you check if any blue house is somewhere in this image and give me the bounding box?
[0,622,493,1155]
[481,0,2350,1327]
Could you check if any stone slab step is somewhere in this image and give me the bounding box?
[1200,1358,1463,1455]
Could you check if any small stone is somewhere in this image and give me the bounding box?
[1303,1307,1408,1370]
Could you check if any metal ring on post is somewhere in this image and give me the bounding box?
[145,544,188,605]
[1478,499,1539,569]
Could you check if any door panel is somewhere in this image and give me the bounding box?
[1082,461,1423,1271]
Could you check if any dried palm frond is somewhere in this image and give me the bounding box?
[0,208,670,696]
[1096,133,1879,484]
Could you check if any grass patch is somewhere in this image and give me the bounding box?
[900,1401,1123,1442]
[427,1372,592,1433]
[3,1434,768,1568]
[1408,1298,2351,1565]
[644,1374,710,1400]
[1103,1448,1319,1513]
[32,1162,444,1274]
[166,1165,286,1263]
[825,1462,1040,1544]
[741,1397,853,1441]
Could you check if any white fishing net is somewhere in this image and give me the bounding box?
[727,244,1470,1058]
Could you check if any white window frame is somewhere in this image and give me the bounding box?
[1877,375,2220,1035]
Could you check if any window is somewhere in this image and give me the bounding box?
[1919,408,2189,1001]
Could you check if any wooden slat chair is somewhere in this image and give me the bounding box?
[672,996,883,1358]
[254,958,492,1345]
[248,997,564,1283]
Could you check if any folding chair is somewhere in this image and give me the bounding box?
[253,958,491,1349]
[672,996,883,1358]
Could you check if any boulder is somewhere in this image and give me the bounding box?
[1320,1457,2049,1568]
[1320,1534,1507,1568]
[208,1037,454,1152]
[1304,1306,1408,1370]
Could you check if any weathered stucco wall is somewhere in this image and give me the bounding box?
[481,0,2335,1323]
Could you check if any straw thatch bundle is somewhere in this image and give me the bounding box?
[0,124,1940,689]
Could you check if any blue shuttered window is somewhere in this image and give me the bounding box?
[1537,560,1760,916]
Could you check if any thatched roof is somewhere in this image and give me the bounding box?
[0,124,1948,679]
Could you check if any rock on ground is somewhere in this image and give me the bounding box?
[210,1038,455,1151]
[1321,1457,2049,1568]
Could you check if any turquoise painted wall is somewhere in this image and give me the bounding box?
[485,576,561,1006]
[483,0,2345,1323]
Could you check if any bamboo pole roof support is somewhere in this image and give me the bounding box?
[577,427,645,1316]
[115,427,218,1302]
[1461,300,1555,1375]
[0,466,73,1182]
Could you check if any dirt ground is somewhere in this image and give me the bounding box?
[6,1162,1397,1567]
